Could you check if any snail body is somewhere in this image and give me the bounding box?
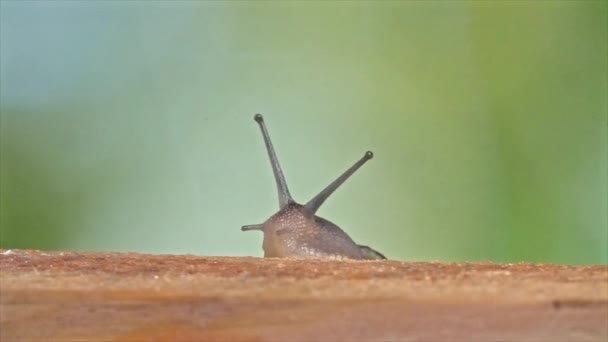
[242,114,385,260]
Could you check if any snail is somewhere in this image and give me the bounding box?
[242,114,386,260]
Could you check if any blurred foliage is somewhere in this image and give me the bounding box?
[1,1,606,264]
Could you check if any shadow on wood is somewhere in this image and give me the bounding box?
[1,249,607,341]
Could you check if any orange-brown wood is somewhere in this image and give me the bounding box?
[1,249,607,341]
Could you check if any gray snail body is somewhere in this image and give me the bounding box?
[242,114,385,260]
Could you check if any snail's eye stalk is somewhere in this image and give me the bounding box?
[305,151,373,214]
[254,114,293,209]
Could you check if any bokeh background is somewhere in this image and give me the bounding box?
[1,1,606,264]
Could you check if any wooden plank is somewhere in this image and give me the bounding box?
[1,249,606,341]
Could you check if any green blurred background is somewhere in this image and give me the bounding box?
[1,1,606,264]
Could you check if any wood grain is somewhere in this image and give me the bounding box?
[1,249,606,341]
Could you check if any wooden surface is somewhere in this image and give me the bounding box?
[1,249,607,341]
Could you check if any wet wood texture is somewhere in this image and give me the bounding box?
[1,249,607,341]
